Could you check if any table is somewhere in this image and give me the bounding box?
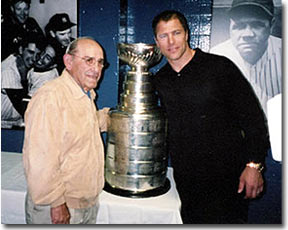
[1,151,182,224]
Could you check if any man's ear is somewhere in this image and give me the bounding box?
[63,53,73,71]
[154,37,159,47]
[270,17,276,33]
[49,30,56,38]
[10,6,15,14]
[18,46,23,55]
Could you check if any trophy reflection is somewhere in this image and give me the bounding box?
[104,43,170,197]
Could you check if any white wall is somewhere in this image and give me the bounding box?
[29,0,77,38]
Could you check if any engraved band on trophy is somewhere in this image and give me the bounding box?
[104,43,170,197]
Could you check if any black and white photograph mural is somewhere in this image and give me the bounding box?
[210,0,281,115]
[209,0,282,224]
[1,0,77,129]
[209,0,282,162]
[210,0,282,159]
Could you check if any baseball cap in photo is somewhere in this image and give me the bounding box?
[47,13,76,32]
[229,0,274,17]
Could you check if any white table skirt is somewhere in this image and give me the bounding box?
[1,151,182,224]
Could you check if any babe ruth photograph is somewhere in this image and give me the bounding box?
[1,0,77,129]
[209,0,282,117]
[209,0,282,162]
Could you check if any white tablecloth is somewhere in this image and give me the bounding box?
[1,151,182,224]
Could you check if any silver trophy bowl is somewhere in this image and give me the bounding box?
[117,43,162,71]
[104,43,170,198]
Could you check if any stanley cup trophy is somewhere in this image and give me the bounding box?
[104,43,170,197]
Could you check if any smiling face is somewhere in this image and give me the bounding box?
[230,13,271,64]
[154,18,190,64]
[11,1,29,24]
[34,45,56,70]
[64,39,104,92]
[53,28,72,47]
[20,43,40,69]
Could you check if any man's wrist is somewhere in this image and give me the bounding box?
[246,162,264,173]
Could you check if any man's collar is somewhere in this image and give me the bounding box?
[61,69,96,100]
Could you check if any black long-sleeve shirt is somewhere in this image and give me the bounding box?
[153,49,270,222]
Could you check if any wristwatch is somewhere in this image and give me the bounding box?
[246,162,264,173]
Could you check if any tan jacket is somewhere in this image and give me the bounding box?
[23,70,109,209]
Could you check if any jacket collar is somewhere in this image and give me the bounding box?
[61,69,96,100]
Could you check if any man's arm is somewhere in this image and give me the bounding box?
[223,58,269,199]
[96,107,110,132]
[23,89,66,209]
[238,165,264,199]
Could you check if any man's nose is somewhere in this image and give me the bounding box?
[89,63,102,73]
[242,25,254,37]
[32,53,39,62]
[168,34,175,45]
[64,34,70,40]
[20,9,28,16]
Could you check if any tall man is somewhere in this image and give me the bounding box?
[152,10,270,223]
[210,0,281,115]
[23,37,110,224]
[45,13,76,75]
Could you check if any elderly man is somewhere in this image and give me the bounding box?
[45,13,76,74]
[23,37,110,224]
[1,0,45,61]
[1,34,44,129]
[210,0,281,115]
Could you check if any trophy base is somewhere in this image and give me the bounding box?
[104,178,171,198]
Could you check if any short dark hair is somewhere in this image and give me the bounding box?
[19,33,46,52]
[152,10,189,37]
[10,0,31,7]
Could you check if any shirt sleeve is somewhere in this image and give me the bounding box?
[224,59,270,164]
[1,68,23,89]
[22,89,66,207]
